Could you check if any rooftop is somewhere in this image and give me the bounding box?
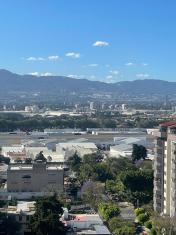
[71,214,103,223]
[160,121,176,127]
[8,163,63,171]
[57,142,97,149]
[1,201,36,215]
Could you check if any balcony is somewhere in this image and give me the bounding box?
[154,181,161,187]
[154,172,162,178]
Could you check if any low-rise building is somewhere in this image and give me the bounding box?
[7,162,64,193]
[0,200,35,235]
[110,137,147,158]
[56,142,97,160]
[62,209,111,235]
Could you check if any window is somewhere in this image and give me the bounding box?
[19,215,22,221]
[22,175,31,179]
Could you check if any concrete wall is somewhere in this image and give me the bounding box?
[7,163,64,193]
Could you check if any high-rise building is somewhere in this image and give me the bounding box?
[153,121,176,217]
[89,102,94,110]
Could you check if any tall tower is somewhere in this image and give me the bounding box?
[153,121,176,217]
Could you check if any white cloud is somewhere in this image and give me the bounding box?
[26,57,45,61]
[67,74,85,79]
[89,75,96,80]
[109,70,119,75]
[38,57,45,61]
[48,55,59,61]
[105,75,116,83]
[26,57,37,61]
[88,64,98,67]
[65,52,80,59]
[29,72,53,77]
[106,75,113,80]
[142,63,148,66]
[136,73,150,79]
[26,56,60,61]
[29,72,40,76]
[41,72,53,76]
[93,41,109,47]
[125,62,134,66]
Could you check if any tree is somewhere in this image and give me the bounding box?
[113,225,136,235]
[95,162,113,182]
[79,163,97,183]
[34,151,47,162]
[81,181,104,209]
[145,220,153,229]
[30,194,66,235]
[0,212,21,235]
[106,179,124,194]
[83,152,103,164]
[108,217,124,231]
[25,157,32,164]
[120,169,153,205]
[0,155,10,164]
[152,215,176,235]
[108,217,135,235]
[150,228,157,235]
[47,156,52,162]
[68,152,82,172]
[105,157,137,179]
[131,144,147,163]
[137,213,149,224]
[14,157,22,163]
[134,207,146,216]
[98,202,120,221]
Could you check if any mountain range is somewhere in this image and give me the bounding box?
[0,69,175,96]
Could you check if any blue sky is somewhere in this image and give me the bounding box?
[0,0,176,82]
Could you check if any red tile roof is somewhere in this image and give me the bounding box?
[160,121,176,127]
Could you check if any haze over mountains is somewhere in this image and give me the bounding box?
[0,69,176,96]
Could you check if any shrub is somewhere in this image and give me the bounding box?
[134,207,145,216]
[150,228,157,235]
[137,213,149,224]
[98,202,120,221]
[145,220,152,229]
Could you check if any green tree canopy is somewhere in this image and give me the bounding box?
[0,155,10,164]
[98,202,120,221]
[30,194,65,235]
[108,217,135,235]
[68,152,82,172]
[34,151,47,162]
[81,181,104,209]
[131,144,147,163]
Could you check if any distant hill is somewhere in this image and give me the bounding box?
[0,69,175,96]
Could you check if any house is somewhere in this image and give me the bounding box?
[62,209,111,235]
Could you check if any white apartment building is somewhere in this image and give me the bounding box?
[153,121,176,217]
